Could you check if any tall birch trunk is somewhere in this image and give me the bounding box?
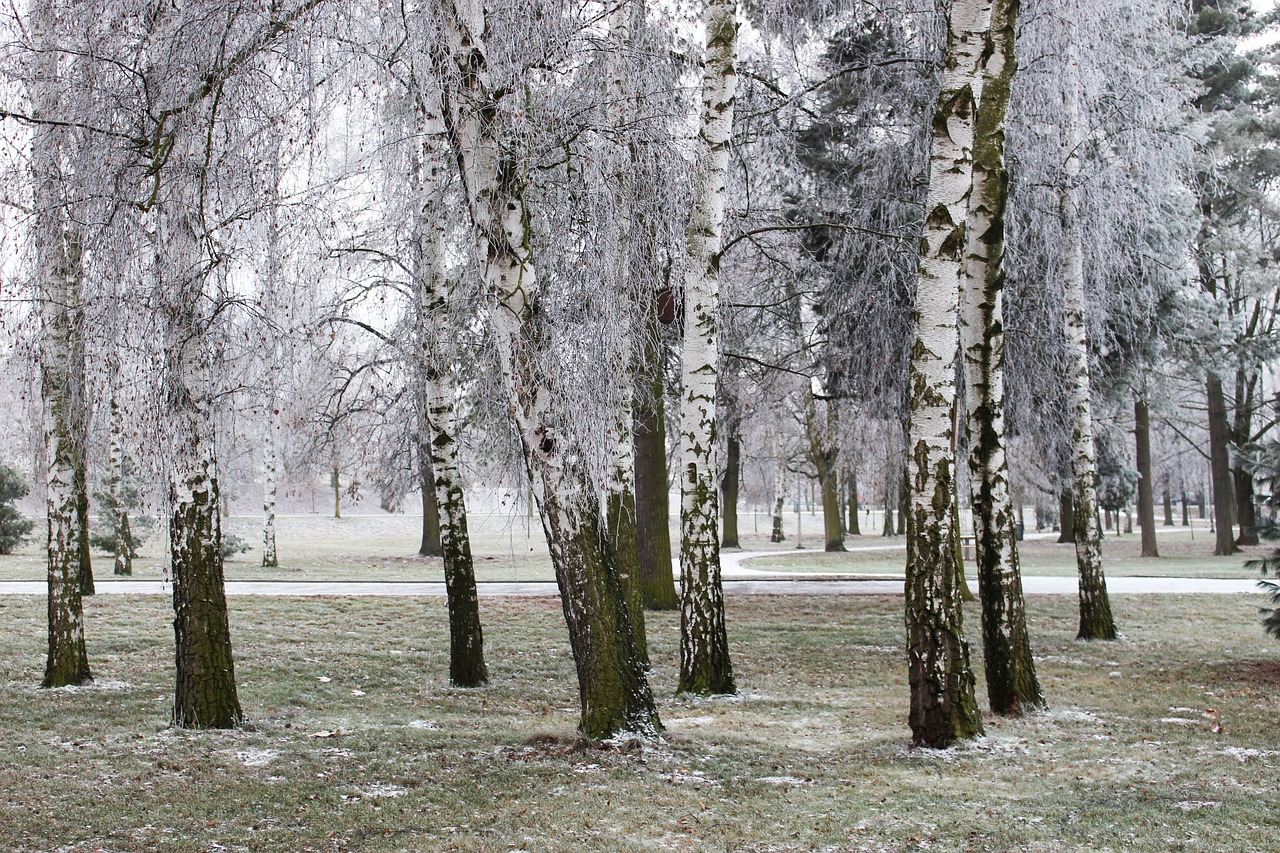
[1134,398,1159,558]
[603,2,647,659]
[108,386,132,576]
[1061,35,1115,640]
[676,0,738,697]
[958,0,1043,715]
[770,455,787,542]
[409,86,487,688]
[904,0,987,748]
[262,402,279,568]
[261,198,282,569]
[31,0,91,688]
[156,150,242,728]
[438,0,657,736]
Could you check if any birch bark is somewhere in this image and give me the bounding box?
[437,0,657,736]
[1060,33,1116,641]
[408,80,487,688]
[958,0,1043,715]
[31,0,91,688]
[905,0,987,747]
[108,384,133,576]
[677,0,738,697]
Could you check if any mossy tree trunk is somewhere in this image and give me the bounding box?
[958,0,1044,716]
[32,0,91,687]
[439,0,657,735]
[676,0,739,697]
[904,0,988,748]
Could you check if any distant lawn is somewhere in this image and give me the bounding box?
[1,591,1277,851]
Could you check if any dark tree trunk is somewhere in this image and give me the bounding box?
[1182,486,1190,526]
[847,465,861,535]
[720,432,740,548]
[1207,373,1239,555]
[897,466,908,535]
[1233,465,1259,547]
[633,337,678,610]
[171,468,243,729]
[1162,476,1173,528]
[331,464,341,519]
[606,485,648,665]
[76,460,93,596]
[1057,488,1075,543]
[419,451,443,557]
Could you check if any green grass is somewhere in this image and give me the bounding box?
[2,589,1278,851]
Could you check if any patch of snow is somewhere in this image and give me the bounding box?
[665,716,717,727]
[1159,718,1198,725]
[358,783,407,798]
[407,719,441,730]
[1221,747,1280,762]
[1175,801,1221,811]
[756,776,813,786]
[236,749,278,767]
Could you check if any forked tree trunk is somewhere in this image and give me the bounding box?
[958,0,1043,716]
[676,0,738,697]
[32,1,91,687]
[1206,373,1238,555]
[1134,399,1159,558]
[904,0,988,748]
[439,0,656,736]
[721,433,741,548]
[806,393,846,552]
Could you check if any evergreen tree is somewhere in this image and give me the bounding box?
[0,465,35,555]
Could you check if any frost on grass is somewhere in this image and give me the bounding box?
[347,783,408,800]
[235,749,278,767]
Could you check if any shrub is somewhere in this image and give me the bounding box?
[0,465,36,554]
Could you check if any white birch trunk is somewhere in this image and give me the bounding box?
[676,0,738,697]
[31,0,91,688]
[262,402,279,568]
[904,0,988,747]
[438,0,657,737]
[109,385,132,576]
[1060,31,1116,641]
[958,0,1043,714]
[261,196,281,569]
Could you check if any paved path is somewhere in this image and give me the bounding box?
[0,576,1261,597]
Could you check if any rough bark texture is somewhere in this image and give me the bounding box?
[1162,476,1174,528]
[676,0,738,697]
[32,0,91,688]
[905,0,988,748]
[109,390,132,576]
[440,0,657,736]
[1056,488,1074,542]
[76,462,93,596]
[957,0,1041,715]
[1206,373,1239,556]
[1134,399,1159,558]
[770,458,787,542]
[262,403,279,568]
[720,433,741,548]
[418,451,442,558]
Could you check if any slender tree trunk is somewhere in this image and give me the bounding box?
[847,463,861,535]
[409,93,487,688]
[721,432,741,548]
[1182,485,1190,526]
[262,402,279,568]
[109,389,132,576]
[31,3,91,686]
[634,342,678,607]
[805,393,845,551]
[897,466,908,535]
[882,453,895,538]
[1135,399,1159,557]
[439,0,656,735]
[770,456,787,542]
[1206,373,1239,555]
[958,0,1042,715]
[1162,475,1173,528]
[676,0,738,697]
[331,463,341,519]
[76,460,93,596]
[905,0,988,748]
[418,450,442,557]
[1232,368,1259,546]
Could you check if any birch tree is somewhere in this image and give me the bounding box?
[957,0,1043,714]
[905,0,986,747]
[434,0,659,738]
[677,0,738,697]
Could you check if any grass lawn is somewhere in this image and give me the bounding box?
[2,587,1278,851]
